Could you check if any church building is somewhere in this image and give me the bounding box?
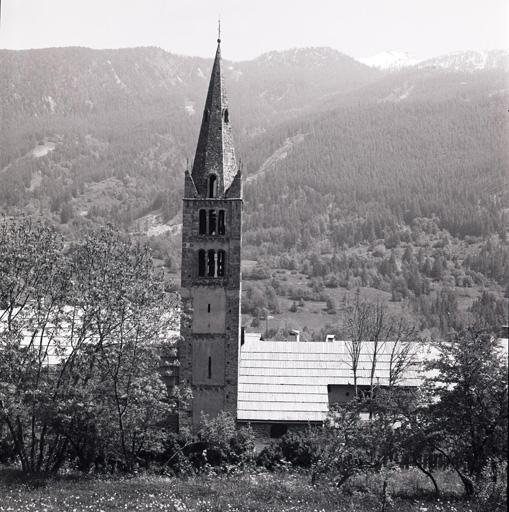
[179,34,243,429]
[178,37,426,434]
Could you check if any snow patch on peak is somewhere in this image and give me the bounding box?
[360,51,417,70]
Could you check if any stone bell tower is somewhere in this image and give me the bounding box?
[178,33,243,429]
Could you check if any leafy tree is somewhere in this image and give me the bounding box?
[423,329,508,495]
[470,291,508,330]
[0,217,179,473]
[312,400,396,489]
[431,256,445,280]
[325,295,337,314]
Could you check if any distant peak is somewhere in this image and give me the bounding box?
[359,51,417,70]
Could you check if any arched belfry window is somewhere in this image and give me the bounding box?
[208,210,217,235]
[224,108,229,123]
[218,210,225,235]
[217,250,226,277]
[198,249,226,278]
[198,250,206,276]
[199,209,207,234]
[208,174,217,198]
[207,250,215,277]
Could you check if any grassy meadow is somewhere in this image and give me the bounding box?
[0,467,500,512]
[240,255,489,341]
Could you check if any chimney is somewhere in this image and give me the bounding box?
[290,329,300,342]
[325,334,335,343]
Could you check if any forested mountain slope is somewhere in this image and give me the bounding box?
[0,46,508,337]
[243,95,508,249]
[0,46,379,225]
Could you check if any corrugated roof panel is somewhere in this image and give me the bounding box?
[238,401,328,412]
[238,383,325,394]
[240,367,361,378]
[238,392,327,403]
[237,339,425,423]
[241,359,344,369]
[237,409,325,422]
[239,376,346,385]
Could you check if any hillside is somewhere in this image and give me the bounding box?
[0,46,508,337]
[0,46,379,224]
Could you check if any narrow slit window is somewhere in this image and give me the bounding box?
[208,210,217,235]
[224,109,229,123]
[207,250,215,277]
[198,250,206,276]
[207,304,211,313]
[208,356,212,379]
[208,174,217,198]
[217,250,225,277]
[218,210,225,235]
[199,209,207,234]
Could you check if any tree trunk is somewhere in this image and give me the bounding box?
[434,446,474,497]
[414,460,440,497]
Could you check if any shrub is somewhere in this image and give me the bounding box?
[256,443,283,470]
[161,414,255,474]
[195,412,255,468]
[475,458,507,509]
[256,430,318,470]
[279,431,317,468]
[0,425,17,465]
[325,296,337,313]
[160,432,195,476]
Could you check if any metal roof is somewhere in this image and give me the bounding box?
[237,338,428,423]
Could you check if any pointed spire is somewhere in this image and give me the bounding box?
[190,29,238,198]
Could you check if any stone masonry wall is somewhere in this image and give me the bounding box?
[179,193,242,430]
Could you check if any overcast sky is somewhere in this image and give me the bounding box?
[0,0,507,61]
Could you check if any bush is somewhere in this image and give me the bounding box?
[256,443,283,470]
[195,413,255,469]
[279,431,317,468]
[244,265,271,280]
[160,432,195,476]
[475,458,507,509]
[0,426,17,465]
[325,295,337,314]
[256,430,318,470]
[161,414,255,474]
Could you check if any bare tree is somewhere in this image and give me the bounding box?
[345,293,418,404]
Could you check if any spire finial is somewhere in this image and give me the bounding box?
[217,17,221,43]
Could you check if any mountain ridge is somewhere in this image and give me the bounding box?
[0,45,507,252]
[360,49,509,71]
